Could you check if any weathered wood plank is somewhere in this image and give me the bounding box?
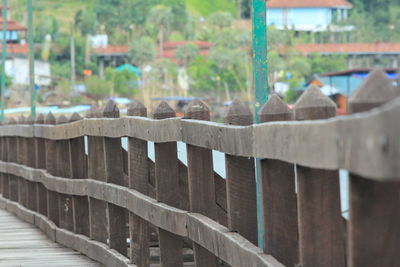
[224,99,257,245]
[295,86,345,267]
[185,100,218,267]
[347,68,400,267]
[127,100,150,267]
[259,95,299,267]
[87,108,108,244]
[153,101,183,267]
[69,113,90,237]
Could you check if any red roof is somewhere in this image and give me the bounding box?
[0,18,27,31]
[0,43,28,55]
[292,43,400,54]
[163,41,213,50]
[92,45,129,55]
[267,0,352,8]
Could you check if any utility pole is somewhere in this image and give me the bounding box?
[252,0,269,248]
[1,0,7,121]
[70,24,76,88]
[27,0,35,117]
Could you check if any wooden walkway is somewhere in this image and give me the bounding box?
[0,209,102,267]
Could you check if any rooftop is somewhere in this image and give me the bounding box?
[280,43,400,55]
[0,43,28,55]
[0,18,27,31]
[267,0,353,8]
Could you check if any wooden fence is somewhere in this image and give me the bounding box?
[0,69,399,267]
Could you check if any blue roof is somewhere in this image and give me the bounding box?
[318,75,364,96]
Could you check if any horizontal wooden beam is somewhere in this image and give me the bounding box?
[0,98,399,181]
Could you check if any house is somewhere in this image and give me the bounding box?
[266,0,353,32]
[161,41,212,64]
[0,6,51,87]
[305,68,399,113]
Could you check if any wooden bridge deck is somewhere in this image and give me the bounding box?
[0,209,102,267]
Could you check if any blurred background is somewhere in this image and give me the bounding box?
[1,0,399,118]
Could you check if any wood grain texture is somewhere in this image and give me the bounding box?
[35,114,48,217]
[56,115,74,232]
[127,100,150,267]
[347,71,400,267]
[185,100,218,267]
[295,86,345,267]
[86,108,108,245]
[259,95,299,267]
[0,99,399,180]
[45,113,60,227]
[103,101,128,256]
[153,101,183,267]
[224,99,257,245]
[69,113,90,237]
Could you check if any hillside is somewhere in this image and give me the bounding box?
[9,0,236,33]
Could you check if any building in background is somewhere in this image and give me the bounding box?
[266,0,353,32]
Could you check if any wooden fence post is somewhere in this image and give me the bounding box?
[17,116,28,208]
[35,114,48,216]
[0,121,4,197]
[69,113,90,236]
[26,115,38,211]
[7,118,18,202]
[103,100,127,256]
[45,112,60,226]
[56,115,74,232]
[127,100,150,267]
[259,95,298,267]
[87,107,108,244]
[347,68,400,267]
[294,86,345,267]
[185,100,218,267]
[153,101,183,267]
[0,120,8,199]
[224,99,257,244]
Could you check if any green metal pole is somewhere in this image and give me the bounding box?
[252,0,269,248]
[27,0,36,117]
[1,0,7,121]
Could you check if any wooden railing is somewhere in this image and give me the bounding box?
[0,73,399,267]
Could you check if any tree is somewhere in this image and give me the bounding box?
[146,5,174,55]
[129,37,157,67]
[175,44,200,66]
[105,68,138,98]
[309,54,347,74]
[85,76,111,103]
[208,12,233,30]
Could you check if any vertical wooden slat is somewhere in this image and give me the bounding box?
[87,107,108,244]
[7,118,18,202]
[185,100,218,267]
[103,100,127,256]
[0,120,8,199]
[153,101,183,267]
[45,112,60,226]
[224,99,257,245]
[56,115,74,231]
[69,113,90,236]
[26,115,38,211]
[35,114,48,216]
[259,95,298,267]
[17,116,28,208]
[347,68,400,267]
[0,121,5,198]
[294,86,345,267]
[127,100,150,267]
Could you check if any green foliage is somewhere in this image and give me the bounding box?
[74,9,97,36]
[129,37,156,67]
[85,76,111,102]
[34,16,59,42]
[288,57,311,77]
[187,56,216,92]
[208,12,233,29]
[105,68,138,98]
[309,54,347,74]
[175,44,200,65]
[51,62,70,79]
[186,0,236,17]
